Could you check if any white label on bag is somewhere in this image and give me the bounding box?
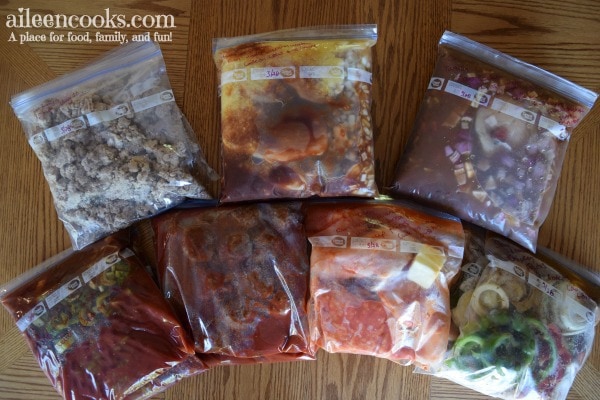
[539,115,568,140]
[351,237,396,252]
[490,98,537,124]
[565,295,596,324]
[490,256,527,280]
[46,277,84,309]
[86,103,131,126]
[428,77,445,90]
[131,90,175,112]
[16,302,47,332]
[309,235,348,248]
[44,116,87,141]
[444,81,490,106]
[400,240,445,256]
[221,69,248,84]
[299,66,345,79]
[528,273,561,300]
[347,68,372,84]
[82,252,120,283]
[251,67,296,80]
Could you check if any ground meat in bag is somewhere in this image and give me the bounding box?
[304,201,464,369]
[440,235,598,400]
[0,234,202,400]
[390,31,598,252]
[152,202,314,364]
[213,25,378,202]
[11,41,213,250]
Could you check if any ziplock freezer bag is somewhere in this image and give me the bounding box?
[11,41,213,250]
[439,235,598,400]
[304,200,464,369]
[152,202,314,364]
[0,234,203,400]
[391,31,598,252]
[213,25,378,202]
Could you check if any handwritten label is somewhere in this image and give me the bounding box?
[528,273,561,300]
[444,80,490,106]
[251,67,295,80]
[350,237,396,252]
[44,116,87,141]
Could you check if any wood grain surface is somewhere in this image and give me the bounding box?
[0,0,598,399]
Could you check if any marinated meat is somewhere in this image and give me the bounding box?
[391,32,597,252]
[0,234,201,400]
[213,26,378,202]
[304,201,464,369]
[152,202,314,364]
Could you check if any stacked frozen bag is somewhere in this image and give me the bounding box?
[1,26,599,400]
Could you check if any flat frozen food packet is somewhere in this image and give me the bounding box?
[439,235,598,400]
[391,31,598,252]
[0,234,203,400]
[152,202,314,364]
[213,25,378,202]
[11,41,213,250]
[304,200,464,369]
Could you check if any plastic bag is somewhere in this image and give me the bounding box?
[152,202,314,364]
[0,234,202,400]
[390,31,598,252]
[11,41,213,250]
[304,200,464,369]
[213,25,378,202]
[440,235,598,400]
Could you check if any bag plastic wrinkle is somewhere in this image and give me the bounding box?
[11,41,213,250]
[304,200,465,369]
[438,235,598,400]
[152,202,314,365]
[390,31,598,252]
[0,234,202,400]
[213,25,378,202]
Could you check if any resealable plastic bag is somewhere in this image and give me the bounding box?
[391,31,598,252]
[0,234,203,400]
[213,25,378,202]
[11,41,213,250]
[438,235,598,400]
[152,202,314,365]
[304,200,464,369]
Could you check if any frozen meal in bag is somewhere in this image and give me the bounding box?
[304,200,464,369]
[439,235,598,400]
[152,202,314,365]
[0,234,202,400]
[391,31,598,251]
[213,25,378,202]
[11,41,213,250]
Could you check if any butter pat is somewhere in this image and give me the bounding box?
[407,245,446,289]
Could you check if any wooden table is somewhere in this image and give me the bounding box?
[0,1,598,399]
